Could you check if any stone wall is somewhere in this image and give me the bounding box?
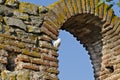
[0,0,59,80]
[0,0,120,80]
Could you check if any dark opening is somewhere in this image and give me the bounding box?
[6,52,17,71]
[106,66,114,73]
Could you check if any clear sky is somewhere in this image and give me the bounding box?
[19,0,95,80]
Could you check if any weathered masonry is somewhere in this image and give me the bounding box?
[0,0,120,80]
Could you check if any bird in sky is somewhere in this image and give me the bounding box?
[53,38,61,48]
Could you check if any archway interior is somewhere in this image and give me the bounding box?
[61,14,103,45]
[58,14,104,79]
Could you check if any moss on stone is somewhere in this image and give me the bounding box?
[14,10,29,21]
[9,74,16,80]
[47,68,59,74]
[27,25,41,33]
[0,44,3,49]
[4,25,9,33]
[1,70,16,80]
[0,34,14,40]
[0,23,3,32]
[5,0,17,3]
[29,35,37,41]
[38,6,48,14]
[0,16,3,22]
[48,1,59,9]
[19,2,38,15]
[1,70,7,79]
[5,0,19,7]
[17,70,30,80]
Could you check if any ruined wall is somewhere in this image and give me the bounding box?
[0,0,120,80]
[0,0,59,80]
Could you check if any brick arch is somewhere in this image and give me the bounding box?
[0,0,120,80]
[40,0,120,79]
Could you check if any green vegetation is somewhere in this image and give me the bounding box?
[98,0,120,11]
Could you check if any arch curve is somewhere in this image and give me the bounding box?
[40,0,120,80]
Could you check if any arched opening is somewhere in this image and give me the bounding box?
[57,14,104,79]
[58,30,94,80]
[17,0,105,79]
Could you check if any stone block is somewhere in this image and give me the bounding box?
[14,10,29,21]
[27,25,41,33]
[0,5,13,16]
[4,17,27,31]
[30,16,44,27]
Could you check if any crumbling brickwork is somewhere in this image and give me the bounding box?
[0,0,120,80]
[0,0,59,80]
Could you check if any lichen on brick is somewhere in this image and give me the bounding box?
[0,44,3,49]
[16,70,30,80]
[27,25,41,33]
[22,49,41,58]
[47,68,59,74]
[1,70,16,80]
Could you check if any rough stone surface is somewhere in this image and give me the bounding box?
[19,2,38,15]
[30,16,44,27]
[0,23,3,33]
[0,5,13,16]
[14,10,29,20]
[4,17,27,31]
[0,0,5,4]
[0,0,119,80]
[39,6,48,14]
[5,0,19,8]
[27,25,41,33]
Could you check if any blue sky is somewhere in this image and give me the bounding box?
[19,0,120,80]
